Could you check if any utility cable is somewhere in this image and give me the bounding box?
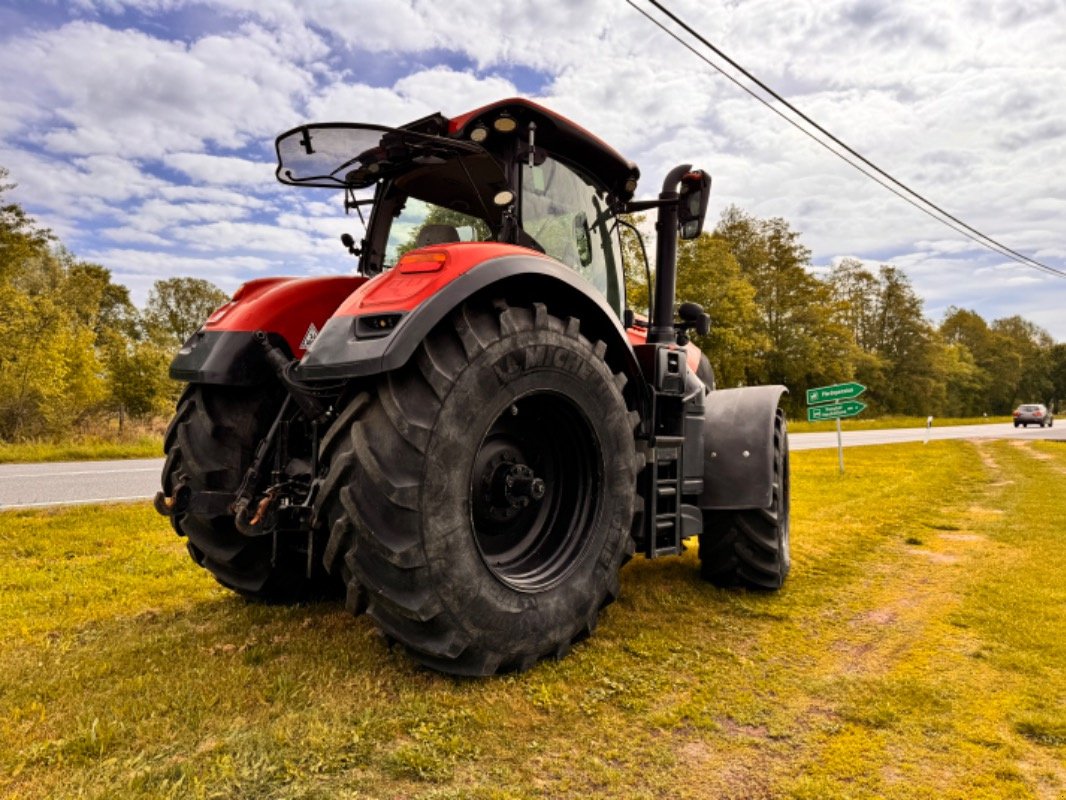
[626,0,1066,280]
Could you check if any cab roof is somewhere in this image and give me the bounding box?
[403,98,641,202]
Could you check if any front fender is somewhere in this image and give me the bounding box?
[699,385,788,510]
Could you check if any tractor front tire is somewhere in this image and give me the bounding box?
[162,384,336,602]
[315,301,640,675]
[699,408,790,590]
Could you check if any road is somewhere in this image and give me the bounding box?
[788,420,1064,450]
[0,423,1062,510]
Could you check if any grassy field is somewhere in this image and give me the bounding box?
[0,436,163,464]
[1,439,1064,799]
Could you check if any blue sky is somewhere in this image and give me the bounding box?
[1,0,1064,339]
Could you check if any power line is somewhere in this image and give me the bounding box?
[626,0,1066,280]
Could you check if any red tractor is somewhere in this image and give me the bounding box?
[156,98,789,676]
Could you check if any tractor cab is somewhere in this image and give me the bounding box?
[275,99,641,315]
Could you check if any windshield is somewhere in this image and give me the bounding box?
[388,200,492,263]
[521,156,623,312]
[276,123,489,189]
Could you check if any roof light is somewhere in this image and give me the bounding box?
[493,113,517,133]
[493,190,515,206]
[469,124,489,143]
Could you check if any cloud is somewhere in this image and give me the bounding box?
[164,152,277,186]
[0,20,315,159]
[1,0,1063,338]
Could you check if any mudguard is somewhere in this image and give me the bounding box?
[170,275,366,385]
[699,385,788,510]
[294,246,643,394]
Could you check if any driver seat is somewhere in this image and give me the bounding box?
[414,224,461,248]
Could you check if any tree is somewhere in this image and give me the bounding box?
[0,168,171,438]
[1048,343,1066,413]
[940,307,998,413]
[103,332,174,423]
[714,206,855,412]
[868,266,943,415]
[0,172,107,437]
[828,258,881,351]
[674,233,766,387]
[991,315,1053,407]
[144,277,230,346]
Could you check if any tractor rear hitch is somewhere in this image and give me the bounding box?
[153,483,233,519]
[153,483,190,517]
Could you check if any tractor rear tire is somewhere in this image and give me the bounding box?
[162,384,336,602]
[315,300,640,675]
[698,408,790,590]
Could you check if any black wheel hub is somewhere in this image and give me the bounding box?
[475,444,547,524]
[469,391,600,592]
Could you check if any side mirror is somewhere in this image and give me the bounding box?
[678,301,711,337]
[573,212,593,267]
[678,170,712,240]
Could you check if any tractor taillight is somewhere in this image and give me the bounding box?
[398,251,448,274]
[354,313,403,339]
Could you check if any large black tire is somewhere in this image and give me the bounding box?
[698,408,790,590]
[162,384,337,601]
[314,300,640,675]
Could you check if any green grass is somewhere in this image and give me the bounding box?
[1,440,1064,798]
[788,414,1011,434]
[0,435,163,464]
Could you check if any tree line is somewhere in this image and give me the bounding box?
[625,206,1065,418]
[0,168,228,440]
[3,166,1062,442]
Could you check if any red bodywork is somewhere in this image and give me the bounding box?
[200,242,551,357]
[204,274,366,356]
[203,244,704,375]
[333,242,553,316]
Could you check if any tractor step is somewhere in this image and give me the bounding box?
[646,436,683,558]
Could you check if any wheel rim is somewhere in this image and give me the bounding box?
[470,390,601,592]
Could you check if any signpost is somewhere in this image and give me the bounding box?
[805,382,866,406]
[806,400,866,422]
[806,382,867,473]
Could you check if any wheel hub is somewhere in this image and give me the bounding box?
[475,445,546,525]
[469,391,600,592]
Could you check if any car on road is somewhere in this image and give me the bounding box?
[1013,404,1054,427]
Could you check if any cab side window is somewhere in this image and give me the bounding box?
[520,157,623,313]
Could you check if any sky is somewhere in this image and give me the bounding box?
[1,0,1064,339]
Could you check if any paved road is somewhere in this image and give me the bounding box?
[789,421,1064,451]
[0,458,163,510]
[1,423,1062,510]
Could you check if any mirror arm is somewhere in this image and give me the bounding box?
[623,198,674,213]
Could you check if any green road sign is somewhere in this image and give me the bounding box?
[806,382,866,405]
[807,401,866,422]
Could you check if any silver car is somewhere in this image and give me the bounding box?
[1013,404,1054,427]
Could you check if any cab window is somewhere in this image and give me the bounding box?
[520,157,623,312]
[387,199,491,263]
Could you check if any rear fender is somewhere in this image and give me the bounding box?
[295,247,644,403]
[170,275,366,385]
[699,385,788,510]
